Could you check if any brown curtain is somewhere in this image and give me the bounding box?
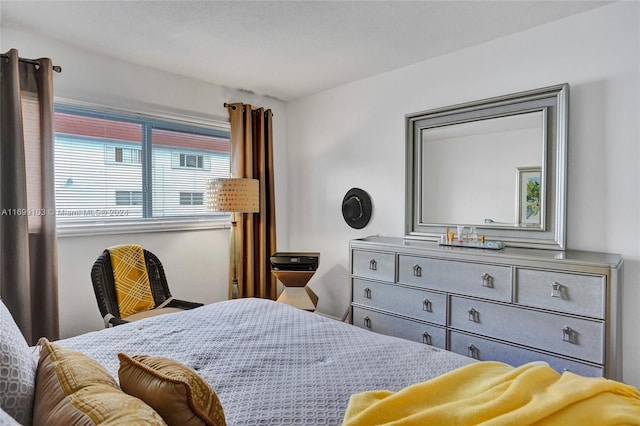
[0,49,59,343]
[225,103,277,300]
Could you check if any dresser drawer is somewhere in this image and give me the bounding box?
[516,269,605,319]
[352,306,446,349]
[353,278,446,325]
[398,255,512,302]
[352,250,395,282]
[449,296,604,364]
[449,331,603,377]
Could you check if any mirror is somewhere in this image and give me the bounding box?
[405,84,568,250]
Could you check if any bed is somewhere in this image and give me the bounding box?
[3,298,639,426]
[55,298,474,424]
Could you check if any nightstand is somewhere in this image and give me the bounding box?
[271,252,320,312]
[272,270,318,311]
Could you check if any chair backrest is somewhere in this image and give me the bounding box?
[90,249,173,322]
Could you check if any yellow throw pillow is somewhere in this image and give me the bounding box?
[118,353,226,426]
[33,338,167,426]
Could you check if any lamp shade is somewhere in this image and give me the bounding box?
[207,178,260,213]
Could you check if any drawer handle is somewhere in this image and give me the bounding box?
[481,273,494,288]
[369,259,377,271]
[468,308,480,323]
[364,287,372,299]
[363,316,371,328]
[422,332,432,345]
[551,282,564,298]
[413,264,422,277]
[423,299,432,312]
[467,344,480,359]
[562,326,576,343]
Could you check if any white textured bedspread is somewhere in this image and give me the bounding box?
[57,298,473,425]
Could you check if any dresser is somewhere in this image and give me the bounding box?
[350,236,623,379]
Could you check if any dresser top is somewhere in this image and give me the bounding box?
[351,236,623,270]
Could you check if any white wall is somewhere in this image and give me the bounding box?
[57,228,230,337]
[287,2,640,385]
[0,24,290,338]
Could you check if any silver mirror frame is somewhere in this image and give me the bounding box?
[405,83,568,250]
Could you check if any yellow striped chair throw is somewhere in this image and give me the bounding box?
[107,244,156,318]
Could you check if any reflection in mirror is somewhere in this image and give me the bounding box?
[420,111,545,228]
[405,83,568,250]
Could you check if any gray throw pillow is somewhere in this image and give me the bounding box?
[0,407,21,426]
[0,299,36,425]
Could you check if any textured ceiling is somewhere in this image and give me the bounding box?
[1,1,611,101]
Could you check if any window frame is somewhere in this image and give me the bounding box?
[54,101,232,237]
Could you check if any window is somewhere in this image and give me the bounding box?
[115,191,143,206]
[179,153,203,169]
[111,147,142,164]
[54,105,230,225]
[171,152,210,170]
[179,192,204,206]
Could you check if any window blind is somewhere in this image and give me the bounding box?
[54,106,230,223]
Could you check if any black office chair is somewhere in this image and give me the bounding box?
[91,248,203,327]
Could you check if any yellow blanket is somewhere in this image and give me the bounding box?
[342,361,640,426]
[107,244,155,318]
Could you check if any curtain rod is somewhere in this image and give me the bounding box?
[0,54,62,73]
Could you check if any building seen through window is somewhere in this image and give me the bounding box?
[54,106,230,223]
